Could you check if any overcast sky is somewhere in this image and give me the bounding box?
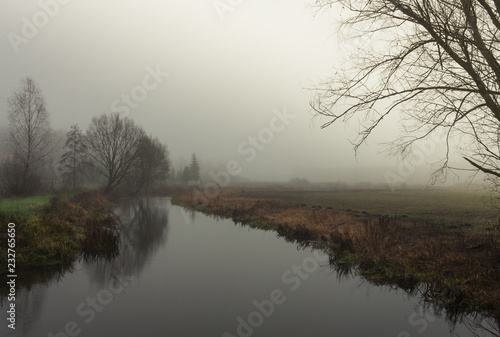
[0,0,458,184]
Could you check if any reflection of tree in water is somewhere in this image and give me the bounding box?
[0,264,75,336]
[463,316,500,337]
[0,198,170,336]
[83,197,170,286]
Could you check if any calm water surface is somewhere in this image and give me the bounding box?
[0,197,495,337]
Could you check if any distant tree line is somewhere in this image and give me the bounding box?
[0,77,170,196]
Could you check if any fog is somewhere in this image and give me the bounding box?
[0,0,467,185]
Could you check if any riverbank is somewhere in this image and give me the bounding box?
[173,188,500,321]
[0,192,120,272]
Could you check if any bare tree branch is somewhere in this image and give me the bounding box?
[311,0,500,189]
[85,113,145,193]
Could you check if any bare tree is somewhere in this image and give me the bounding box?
[126,135,170,196]
[7,77,52,195]
[311,0,500,188]
[85,113,145,193]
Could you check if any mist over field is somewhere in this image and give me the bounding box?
[0,0,474,187]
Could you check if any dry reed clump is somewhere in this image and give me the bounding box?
[327,215,500,318]
[47,194,119,256]
[72,192,111,213]
[81,214,119,259]
[71,193,120,256]
[175,191,358,241]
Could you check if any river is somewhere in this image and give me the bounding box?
[1,197,496,337]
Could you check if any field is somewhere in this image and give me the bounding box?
[232,187,497,227]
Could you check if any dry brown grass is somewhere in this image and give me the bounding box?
[174,188,500,321]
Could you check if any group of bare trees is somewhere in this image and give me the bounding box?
[1,77,169,196]
[84,113,169,194]
[311,0,500,191]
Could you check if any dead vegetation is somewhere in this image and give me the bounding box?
[0,192,120,270]
[173,188,500,322]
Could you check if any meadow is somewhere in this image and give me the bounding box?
[233,186,497,227]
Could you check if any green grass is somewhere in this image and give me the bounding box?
[0,193,76,216]
[0,195,53,216]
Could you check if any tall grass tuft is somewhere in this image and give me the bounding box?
[82,214,120,256]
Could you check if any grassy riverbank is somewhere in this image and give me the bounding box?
[0,194,57,217]
[173,187,500,321]
[0,192,119,271]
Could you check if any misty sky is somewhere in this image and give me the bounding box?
[0,0,458,184]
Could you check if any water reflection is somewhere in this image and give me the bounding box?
[82,197,170,286]
[178,206,197,225]
[463,316,500,337]
[0,197,170,336]
[0,264,74,336]
[273,222,500,334]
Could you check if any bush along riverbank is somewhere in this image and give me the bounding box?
[0,192,120,272]
[172,189,500,323]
